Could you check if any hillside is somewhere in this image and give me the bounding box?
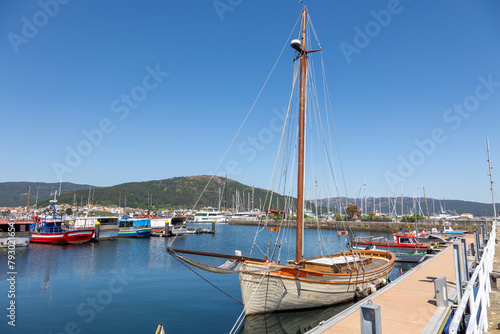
[38,175,291,211]
[2,178,498,217]
[0,182,90,207]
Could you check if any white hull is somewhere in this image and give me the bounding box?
[193,217,228,224]
[238,251,394,315]
[193,208,228,224]
[97,228,119,240]
[74,217,119,240]
[0,235,31,247]
[150,218,168,228]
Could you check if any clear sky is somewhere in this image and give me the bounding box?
[1,0,500,204]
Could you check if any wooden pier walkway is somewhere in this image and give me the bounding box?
[311,235,476,333]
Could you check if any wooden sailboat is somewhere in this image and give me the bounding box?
[168,6,395,315]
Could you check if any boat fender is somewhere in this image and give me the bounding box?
[370,283,376,294]
[381,278,387,286]
[355,287,367,299]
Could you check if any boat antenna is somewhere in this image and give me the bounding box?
[487,138,497,220]
[26,186,31,217]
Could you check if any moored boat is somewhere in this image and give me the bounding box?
[441,224,467,235]
[151,216,187,237]
[30,194,93,244]
[0,220,31,247]
[73,216,119,240]
[118,218,152,238]
[168,6,396,316]
[351,233,434,263]
[193,208,228,224]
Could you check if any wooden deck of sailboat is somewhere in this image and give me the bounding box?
[316,234,475,333]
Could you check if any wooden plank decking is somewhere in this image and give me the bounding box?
[312,234,476,333]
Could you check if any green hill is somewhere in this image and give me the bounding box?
[38,175,291,211]
[2,178,498,218]
[0,182,90,207]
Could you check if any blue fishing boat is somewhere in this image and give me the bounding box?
[118,218,152,238]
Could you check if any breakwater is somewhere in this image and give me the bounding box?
[228,219,489,233]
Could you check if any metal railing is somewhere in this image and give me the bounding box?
[448,221,496,333]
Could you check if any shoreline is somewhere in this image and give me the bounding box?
[227,219,488,233]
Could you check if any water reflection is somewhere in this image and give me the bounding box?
[240,302,354,334]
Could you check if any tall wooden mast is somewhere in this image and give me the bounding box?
[295,7,307,264]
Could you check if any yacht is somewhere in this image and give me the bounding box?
[193,208,228,224]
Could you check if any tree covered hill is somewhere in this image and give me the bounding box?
[0,182,90,207]
[36,175,290,211]
[2,178,498,217]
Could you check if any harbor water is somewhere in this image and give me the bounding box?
[1,224,414,333]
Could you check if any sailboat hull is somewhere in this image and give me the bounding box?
[238,250,395,315]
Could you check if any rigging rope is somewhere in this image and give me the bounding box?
[191,12,302,211]
[169,249,243,305]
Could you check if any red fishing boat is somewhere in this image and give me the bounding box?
[30,193,93,244]
[351,232,435,263]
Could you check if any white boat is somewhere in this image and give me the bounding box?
[151,217,187,237]
[73,216,120,240]
[193,208,228,224]
[168,6,395,316]
[230,210,260,221]
[441,224,467,235]
[0,220,31,247]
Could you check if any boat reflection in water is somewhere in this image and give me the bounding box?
[240,302,353,334]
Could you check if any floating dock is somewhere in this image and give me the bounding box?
[308,230,498,333]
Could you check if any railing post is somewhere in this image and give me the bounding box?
[453,244,463,303]
[474,229,481,262]
[480,225,485,248]
[483,222,488,243]
[479,263,489,332]
[460,238,469,283]
[360,300,381,334]
[434,276,448,307]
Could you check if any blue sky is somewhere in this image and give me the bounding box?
[1,1,500,204]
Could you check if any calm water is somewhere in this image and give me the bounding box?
[0,225,414,334]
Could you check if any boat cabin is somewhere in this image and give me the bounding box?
[0,221,31,234]
[393,233,418,245]
[170,217,186,227]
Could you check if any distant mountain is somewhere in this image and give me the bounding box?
[0,182,91,207]
[37,175,291,211]
[315,197,499,218]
